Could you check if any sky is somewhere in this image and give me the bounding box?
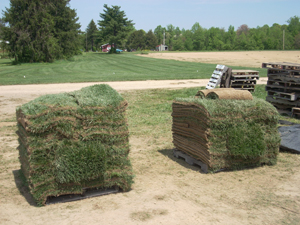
[1,0,300,32]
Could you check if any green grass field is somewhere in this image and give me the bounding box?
[0,52,267,85]
[123,85,300,139]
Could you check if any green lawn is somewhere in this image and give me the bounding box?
[0,52,267,85]
[123,85,299,139]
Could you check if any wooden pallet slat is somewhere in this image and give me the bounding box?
[206,65,228,89]
[262,62,300,70]
[231,87,255,92]
[230,80,257,85]
[292,107,300,117]
[231,75,259,80]
[173,149,208,173]
[267,91,298,101]
[46,186,120,205]
[267,68,300,76]
[266,96,300,107]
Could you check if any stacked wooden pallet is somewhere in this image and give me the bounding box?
[229,70,259,92]
[263,62,300,114]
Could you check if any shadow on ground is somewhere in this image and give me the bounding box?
[158,148,206,174]
[12,169,37,206]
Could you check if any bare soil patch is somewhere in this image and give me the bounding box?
[0,51,299,224]
[139,51,300,68]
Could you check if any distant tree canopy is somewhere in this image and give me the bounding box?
[3,0,298,60]
[2,0,81,62]
[152,16,300,51]
[98,4,134,53]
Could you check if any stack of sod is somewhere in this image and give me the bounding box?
[16,84,134,206]
[172,97,280,172]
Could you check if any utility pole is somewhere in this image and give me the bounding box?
[283,29,285,50]
[86,32,87,52]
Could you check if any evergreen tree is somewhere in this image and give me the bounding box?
[98,4,134,53]
[2,0,81,63]
[86,19,98,51]
[0,18,5,39]
[145,30,157,50]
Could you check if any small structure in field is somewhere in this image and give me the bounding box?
[156,44,168,51]
[101,43,114,52]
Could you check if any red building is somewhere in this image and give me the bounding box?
[101,43,114,52]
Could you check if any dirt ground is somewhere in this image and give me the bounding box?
[139,50,300,68]
[0,51,299,225]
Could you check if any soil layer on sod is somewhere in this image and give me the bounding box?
[16,84,134,206]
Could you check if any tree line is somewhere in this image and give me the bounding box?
[150,19,300,51]
[1,0,300,63]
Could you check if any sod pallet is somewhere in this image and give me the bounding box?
[264,62,300,114]
[16,84,134,206]
[172,97,280,172]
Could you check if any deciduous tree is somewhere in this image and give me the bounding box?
[154,25,165,45]
[126,29,146,51]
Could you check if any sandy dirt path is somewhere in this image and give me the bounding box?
[0,78,267,121]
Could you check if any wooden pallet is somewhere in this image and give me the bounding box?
[267,91,298,101]
[230,80,256,85]
[206,65,228,89]
[232,87,255,92]
[266,96,300,107]
[266,82,300,92]
[232,70,259,75]
[267,68,300,77]
[268,102,293,115]
[231,70,259,80]
[267,79,300,85]
[46,186,120,205]
[292,107,300,117]
[173,149,208,173]
[262,62,300,70]
[230,82,256,91]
